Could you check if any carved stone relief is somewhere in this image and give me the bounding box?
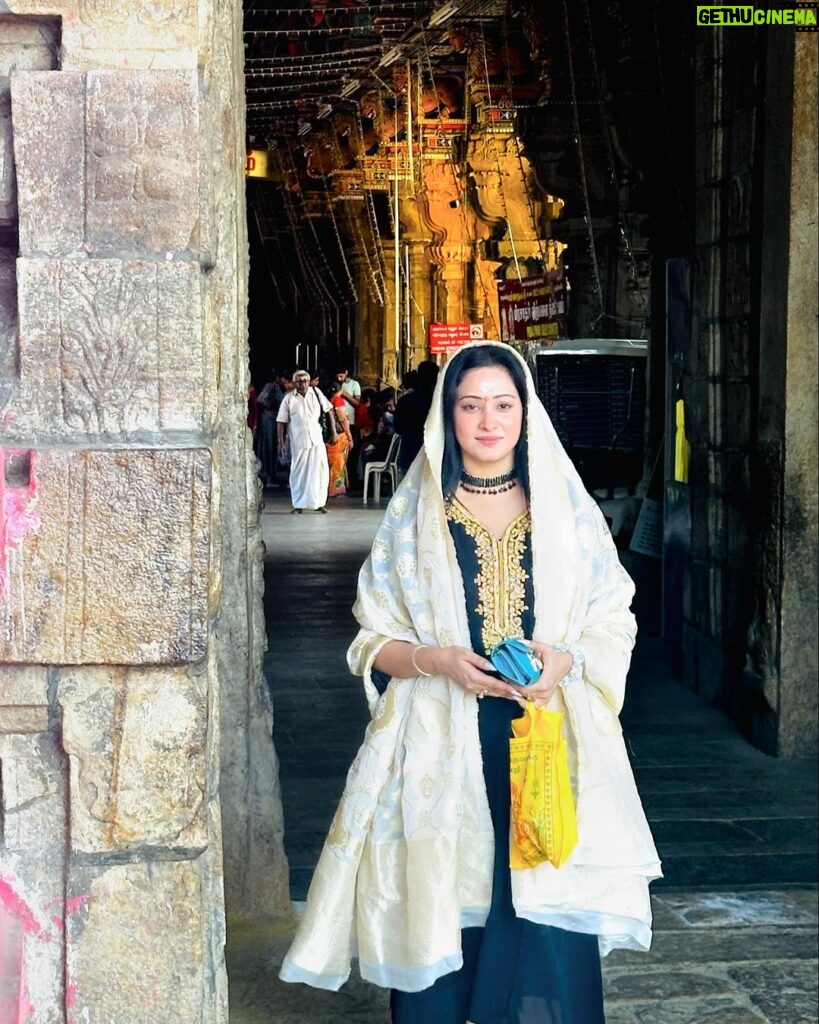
[0,85,14,229]
[11,70,199,256]
[0,252,16,407]
[8,258,205,437]
[65,860,205,1022]
[59,666,207,853]
[4,0,196,69]
[0,447,211,664]
[0,680,67,1024]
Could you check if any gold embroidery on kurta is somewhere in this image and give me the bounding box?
[446,499,531,652]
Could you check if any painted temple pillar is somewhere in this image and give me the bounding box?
[406,241,434,364]
[399,194,434,366]
[468,130,564,293]
[342,203,383,385]
[418,160,483,329]
[379,238,400,386]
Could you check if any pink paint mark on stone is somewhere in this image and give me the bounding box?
[0,878,41,1023]
[51,893,92,929]
[0,450,41,596]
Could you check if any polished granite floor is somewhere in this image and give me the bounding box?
[227,485,819,1024]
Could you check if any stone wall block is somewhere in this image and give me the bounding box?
[725,318,750,380]
[725,380,752,449]
[0,81,15,226]
[66,860,205,1024]
[683,375,709,443]
[694,180,719,245]
[0,15,60,73]
[61,0,196,71]
[692,245,720,313]
[0,730,67,850]
[10,257,204,436]
[707,378,724,447]
[0,447,210,664]
[0,249,18,396]
[11,70,199,256]
[85,70,200,253]
[0,665,48,705]
[59,666,207,853]
[10,73,86,255]
[724,238,751,317]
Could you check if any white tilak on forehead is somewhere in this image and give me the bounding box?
[474,373,511,394]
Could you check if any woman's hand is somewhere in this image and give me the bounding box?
[513,641,573,707]
[422,646,524,702]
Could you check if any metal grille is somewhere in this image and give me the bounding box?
[536,354,645,452]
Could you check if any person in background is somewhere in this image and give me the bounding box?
[358,389,399,494]
[247,381,259,439]
[394,359,440,475]
[335,366,361,424]
[256,370,284,487]
[277,370,335,513]
[398,368,418,397]
[352,388,378,483]
[280,341,661,1022]
[337,366,362,488]
[326,380,354,497]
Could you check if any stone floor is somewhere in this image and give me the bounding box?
[226,486,819,1024]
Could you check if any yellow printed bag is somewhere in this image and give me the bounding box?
[509,703,578,870]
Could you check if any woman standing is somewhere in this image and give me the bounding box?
[281,342,661,1023]
[326,380,354,497]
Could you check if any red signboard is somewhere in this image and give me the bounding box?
[497,270,567,344]
[429,322,472,354]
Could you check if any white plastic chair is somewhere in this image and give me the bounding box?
[362,434,401,505]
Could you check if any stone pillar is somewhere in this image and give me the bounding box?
[0,1,284,1020]
[406,241,433,365]
[778,36,818,756]
[419,160,481,328]
[343,203,383,384]
[399,195,433,366]
[751,32,818,756]
[686,28,818,757]
[380,239,400,385]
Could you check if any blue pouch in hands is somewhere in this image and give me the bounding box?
[489,637,543,687]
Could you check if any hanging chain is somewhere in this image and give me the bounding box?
[579,0,647,314]
[420,35,499,330]
[351,206,385,305]
[561,0,606,327]
[324,194,359,303]
[478,20,522,282]
[276,145,335,306]
[282,139,346,306]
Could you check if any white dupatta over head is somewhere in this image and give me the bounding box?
[280,342,662,993]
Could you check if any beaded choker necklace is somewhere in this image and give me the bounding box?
[460,468,518,495]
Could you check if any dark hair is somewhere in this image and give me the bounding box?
[441,346,530,500]
[417,360,440,389]
[328,380,343,396]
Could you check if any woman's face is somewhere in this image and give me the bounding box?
[452,365,523,474]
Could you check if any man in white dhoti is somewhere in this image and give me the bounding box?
[277,370,335,513]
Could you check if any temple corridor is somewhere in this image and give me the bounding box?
[224,487,818,1024]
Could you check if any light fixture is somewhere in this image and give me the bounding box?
[317,104,333,119]
[377,45,404,68]
[297,121,313,137]
[427,1,460,27]
[340,79,359,99]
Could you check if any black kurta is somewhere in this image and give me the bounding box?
[384,497,605,1024]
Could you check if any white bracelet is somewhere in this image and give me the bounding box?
[553,643,584,685]
[411,644,433,677]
